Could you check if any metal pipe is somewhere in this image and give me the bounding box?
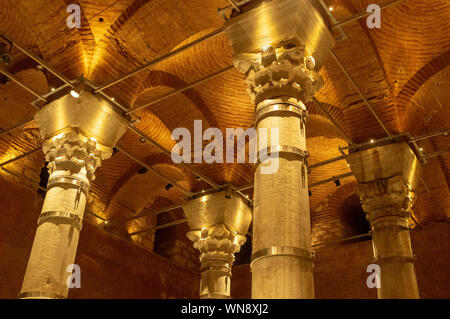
[330,50,394,139]
[127,65,234,114]
[410,128,450,142]
[156,218,187,230]
[0,148,40,168]
[0,167,46,192]
[312,232,371,248]
[93,27,225,93]
[309,172,354,188]
[0,67,47,104]
[0,117,35,138]
[1,32,75,88]
[124,203,183,222]
[423,149,450,159]
[312,97,357,148]
[308,154,346,169]
[331,0,405,29]
[115,145,194,197]
[128,125,221,189]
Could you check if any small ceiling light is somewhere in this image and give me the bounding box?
[111,97,115,101]
[370,139,375,144]
[104,220,109,225]
[202,190,205,193]
[139,137,146,143]
[70,90,80,98]
[419,148,424,152]
[70,80,85,99]
[51,87,55,92]
[329,6,334,11]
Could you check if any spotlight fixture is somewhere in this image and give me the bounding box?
[138,167,148,174]
[69,80,85,99]
[70,90,80,98]
[165,183,174,191]
[329,7,334,11]
[419,148,424,152]
[370,139,375,144]
[139,137,146,143]
[334,179,341,187]
[0,42,12,65]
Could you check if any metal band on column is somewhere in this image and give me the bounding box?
[374,254,416,264]
[250,246,313,269]
[257,145,309,167]
[46,176,90,196]
[18,291,66,299]
[38,210,83,231]
[200,293,230,299]
[255,101,308,127]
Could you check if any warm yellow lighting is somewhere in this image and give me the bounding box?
[419,148,424,152]
[51,87,55,92]
[201,196,207,202]
[89,137,97,142]
[329,7,334,11]
[370,139,375,144]
[54,133,65,139]
[261,45,273,53]
[70,90,80,98]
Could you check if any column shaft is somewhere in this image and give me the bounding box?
[252,97,313,298]
[371,215,419,298]
[19,170,89,298]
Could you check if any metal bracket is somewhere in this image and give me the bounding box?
[38,210,83,231]
[251,246,314,269]
[47,176,90,196]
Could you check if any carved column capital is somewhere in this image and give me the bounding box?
[187,224,247,267]
[358,175,417,224]
[42,130,113,181]
[234,46,323,105]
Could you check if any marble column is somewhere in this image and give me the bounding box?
[19,92,128,299]
[346,142,422,299]
[183,190,252,299]
[225,0,335,298]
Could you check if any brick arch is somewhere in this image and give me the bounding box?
[397,51,450,133]
[312,181,358,245]
[132,69,219,129]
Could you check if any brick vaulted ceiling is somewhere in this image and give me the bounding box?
[0,0,449,247]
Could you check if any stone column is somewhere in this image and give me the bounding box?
[346,142,422,299]
[19,92,128,299]
[183,190,252,299]
[225,0,335,298]
[187,224,247,298]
